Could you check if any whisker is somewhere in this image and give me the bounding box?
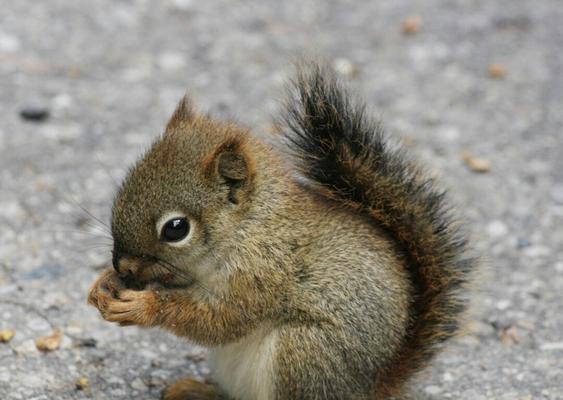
[39,228,112,241]
[95,153,121,189]
[55,188,111,234]
[76,246,112,254]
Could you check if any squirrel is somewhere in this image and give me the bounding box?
[88,63,474,400]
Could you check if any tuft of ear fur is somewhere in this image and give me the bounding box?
[205,136,254,204]
[165,95,196,132]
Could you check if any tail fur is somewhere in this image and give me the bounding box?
[282,64,474,398]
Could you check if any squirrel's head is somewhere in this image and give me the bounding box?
[110,97,265,289]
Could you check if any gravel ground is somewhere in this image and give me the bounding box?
[1,0,562,399]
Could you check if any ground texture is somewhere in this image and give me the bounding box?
[1,0,562,399]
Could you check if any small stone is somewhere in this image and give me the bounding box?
[331,58,359,78]
[75,377,90,390]
[516,238,530,249]
[14,339,40,356]
[523,245,551,258]
[461,151,491,173]
[20,106,50,122]
[35,329,63,352]
[443,372,454,382]
[496,299,511,310]
[172,0,194,10]
[52,93,73,111]
[424,385,442,395]
[402,16,422,35]
[76,337,97,348]
[489,63,507,78]
[499,325,519,345]
[550,184,563,204]
[158,52,187,71]
[539,342,563,351]
[0,329,15,343]
[486,220,508,238]
[436,125,460,142]
[130,377,147,391]
[0,32,20,53]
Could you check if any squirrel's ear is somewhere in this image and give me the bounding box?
[206,136,254,204]
[165,95,196,133]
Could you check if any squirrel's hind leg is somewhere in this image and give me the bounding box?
[163,378,229,400]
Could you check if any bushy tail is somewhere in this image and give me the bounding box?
[282,64,474,399]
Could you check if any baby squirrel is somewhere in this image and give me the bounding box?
[88,64,474,400]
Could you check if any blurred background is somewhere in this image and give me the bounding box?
[1,0,562,399]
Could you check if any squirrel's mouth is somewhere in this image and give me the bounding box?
[120,270,194,291]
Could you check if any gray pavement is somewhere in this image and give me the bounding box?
[1,0,562,399]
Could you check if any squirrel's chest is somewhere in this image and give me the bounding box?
[208,326,278,400]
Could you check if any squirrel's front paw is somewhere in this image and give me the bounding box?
[87,268,125,309]
[88,268,161,327]
[101,289,161,327]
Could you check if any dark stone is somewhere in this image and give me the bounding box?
[19,107,50,122]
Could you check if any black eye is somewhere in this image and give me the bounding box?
[160,217,189,242]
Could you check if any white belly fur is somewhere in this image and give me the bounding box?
[209,325,278,400]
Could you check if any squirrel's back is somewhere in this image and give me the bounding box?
[282,64,475,399]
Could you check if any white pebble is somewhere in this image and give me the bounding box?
[172,0,194,10]
[486,220,508,238]
[540,342,563,351]
[436,125,460,142]
[496,299,511,310]
[0,32,20,53]
[332,58,356,77]
[158,52,187,71]
[424,385,442,395]
[131,378,147,391]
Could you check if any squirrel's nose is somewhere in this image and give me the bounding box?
[112,251,140,278]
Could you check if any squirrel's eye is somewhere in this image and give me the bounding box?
[160,217,189,242]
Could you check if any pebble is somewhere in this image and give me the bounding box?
[35,329,63,352]
[462,151,491,173]
[171,0,194,11]
[489,63,507,78]
[516,238,530,249]
[436,125,460,142]
[539,342,563,351]
[0,31,20,53]
[331,58,358,78]
[0,329,15,343]
[52,93,73,111]
[14,339,40,356]
[402,16,422,35]
[486,220,508,238]
[158,52,187,71]
[550,184,563,204]
[130,377,147,391]
[424,385,442,395]
[443,372,454,382]
[523,245,551,258]
[19,107,50,122]
[75,377,89,390]
[496,299,511,310]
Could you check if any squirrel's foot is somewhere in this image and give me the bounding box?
[163,378,227,400]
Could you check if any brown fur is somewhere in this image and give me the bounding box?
[88,63,474,400]
[163,378,228,400]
